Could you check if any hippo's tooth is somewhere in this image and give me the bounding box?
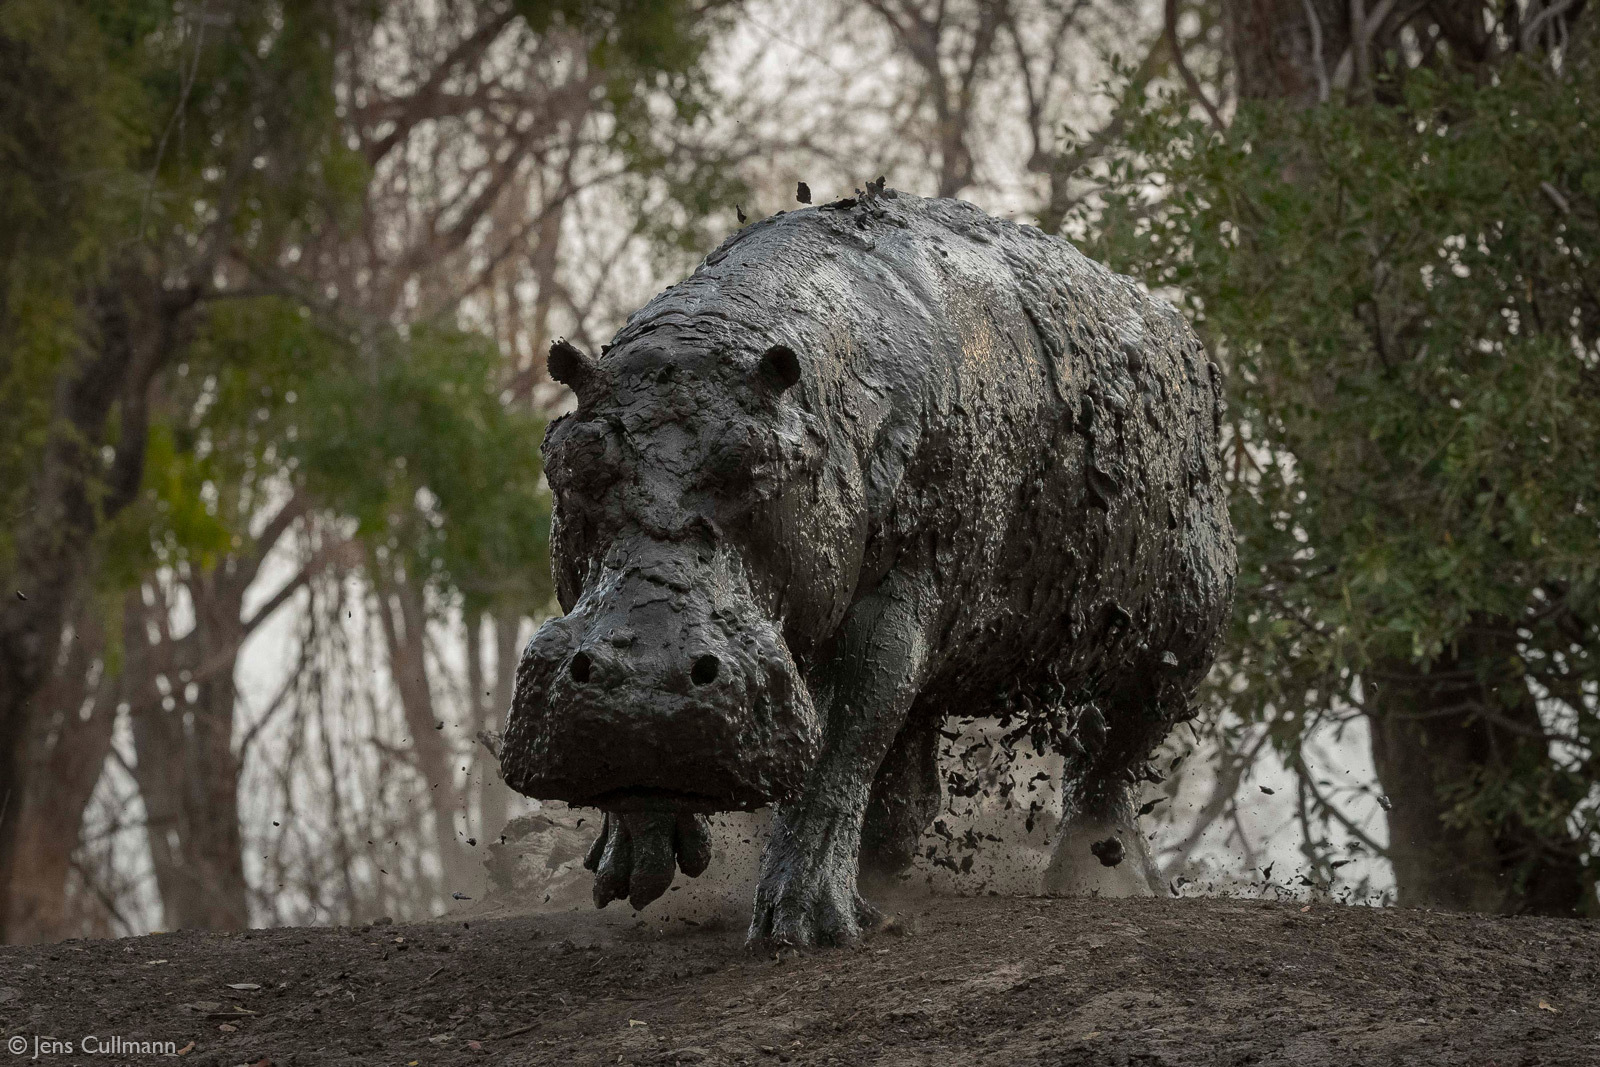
[674,813,713,878]
[592,815,633,908]
[582,815,608,872]
[622,812,678,910]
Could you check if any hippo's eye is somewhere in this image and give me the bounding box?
[690,654,720,686]
[570,652,593,684]
[547,419,625,497]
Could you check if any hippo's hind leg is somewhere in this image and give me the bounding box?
[858,710,943,890]
[749,577,936,949]
[1043,757,1162,897]
[1043,681,1179,897]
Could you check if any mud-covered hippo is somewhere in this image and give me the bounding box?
[496,186,1235,947]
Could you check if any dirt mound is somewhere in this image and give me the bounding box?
[1,896,1594,1066]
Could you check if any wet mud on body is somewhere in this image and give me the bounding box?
[2,895,1595,1066]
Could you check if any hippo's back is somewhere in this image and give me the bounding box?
[612,191,1235,708]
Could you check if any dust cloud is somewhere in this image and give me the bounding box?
[468,719,1098,930]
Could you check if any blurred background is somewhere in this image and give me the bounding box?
[0,0,1595,943]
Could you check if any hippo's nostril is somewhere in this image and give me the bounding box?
[690,654,720,686]
[570,652,593,684]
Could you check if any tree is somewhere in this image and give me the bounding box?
[840,0,1154,204]
[1,0,745,938]
[0,0,377,941]
[1079,2,1600,913]
[331,0,745,901]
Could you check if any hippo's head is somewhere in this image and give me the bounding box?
[499,330,832,816]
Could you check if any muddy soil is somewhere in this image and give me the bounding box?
[1,895,1595,1066]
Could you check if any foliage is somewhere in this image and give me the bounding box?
[99,296,552,613]
[1074,57,1600,888]
[293,318,553,612]
[575,0,752,263]
[0,0,364,575]
[3,0,736,608]
[0,0,145,571]
[516,0,724,92]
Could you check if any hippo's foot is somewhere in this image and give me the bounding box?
[584,811,712,911]
[1041,815,1160,897]
[748,825,883,950]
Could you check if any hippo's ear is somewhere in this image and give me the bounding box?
[756,344,802,394]
[548,339,598,398]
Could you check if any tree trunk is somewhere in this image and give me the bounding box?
[130,691,251,930]
[128,575,251,932]
[128,501,310,932]
[1224,0,1349,104]
[0,272,183,940]
[1366,622,1587,916]
[476,611,521,843]
[5,603,116,943]
[185,570,252,927]
[374,568,471,900]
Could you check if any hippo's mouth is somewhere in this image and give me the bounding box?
[583,786,730,813]
[500,539,824,819]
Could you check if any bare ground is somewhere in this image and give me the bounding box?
[1,894,1596,1066]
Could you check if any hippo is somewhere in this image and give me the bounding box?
[496,185,1235,947]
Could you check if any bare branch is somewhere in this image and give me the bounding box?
[1165,0,1225,128]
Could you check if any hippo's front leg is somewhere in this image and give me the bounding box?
[749,580,935,949]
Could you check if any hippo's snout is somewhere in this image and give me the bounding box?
[499,542,820,813]
[561,640,721,698]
